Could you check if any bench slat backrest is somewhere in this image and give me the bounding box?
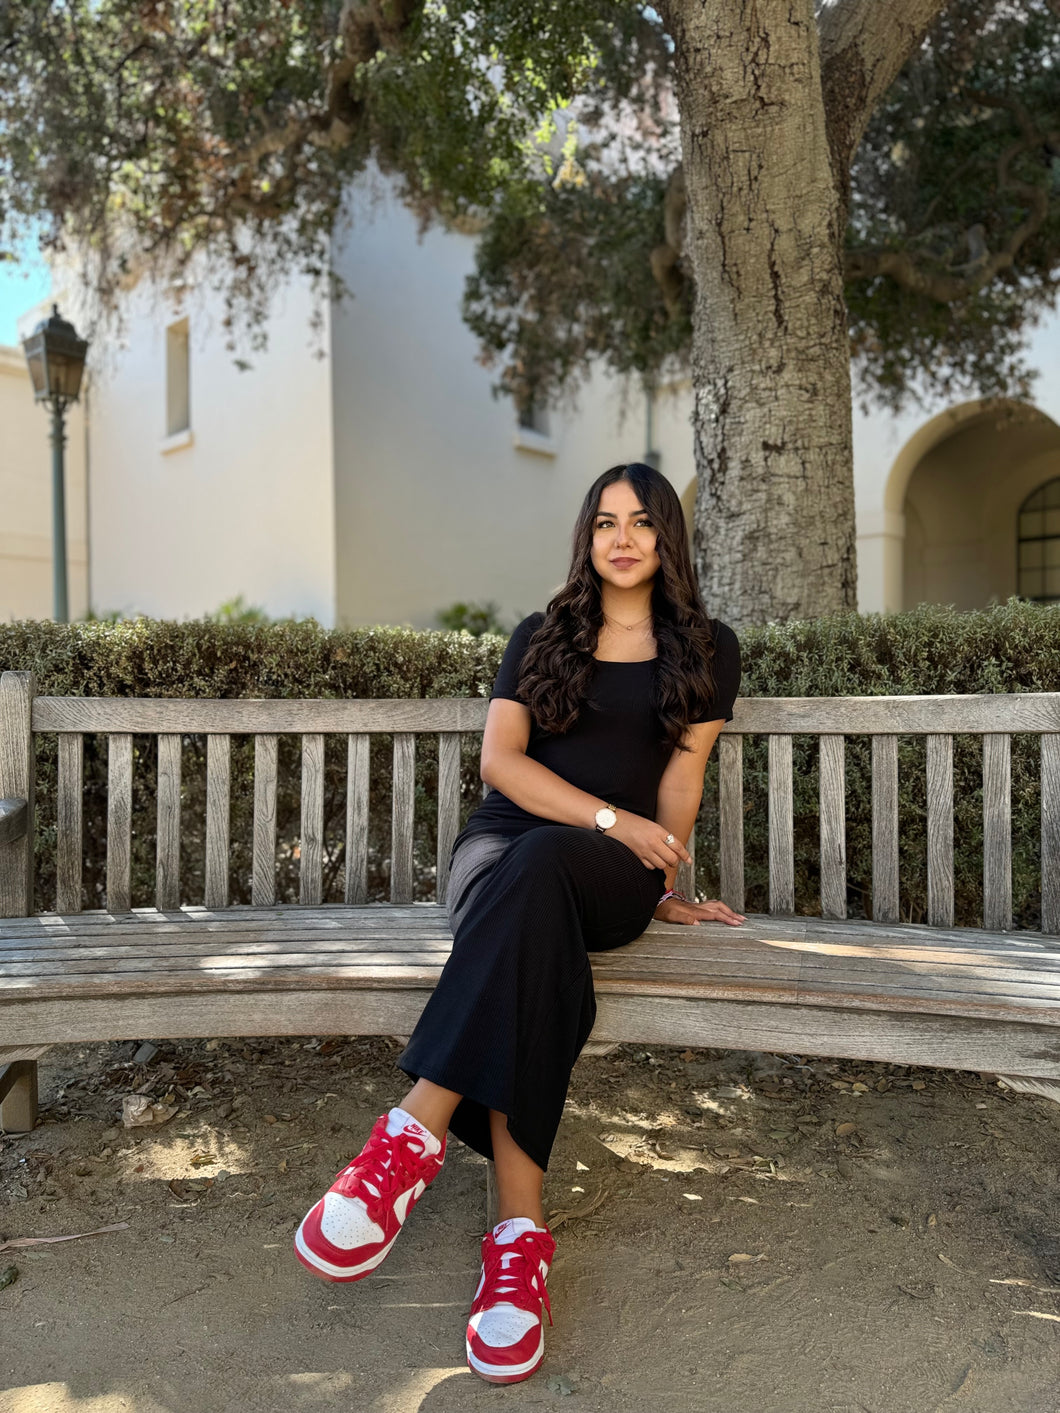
[3,672,1060,933]
[0,672,34,918]
[983,734,1012,931]
[157,733,181,910]
[926,734,954,928]
[56,732,83,914]
[346,733,371,904]
[253,734,278,907]
[872,734,899,924]
[768,734,794,913]
[107,733,134,912]
[1043,736,1060,933]
[204,734,230,909]
[818,734,846,919]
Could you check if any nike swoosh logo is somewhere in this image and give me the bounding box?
[393,1180,426,1224]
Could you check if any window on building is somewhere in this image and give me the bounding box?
[518,397,550,438]
[1017,477,1060,604]
[165,318,190,436]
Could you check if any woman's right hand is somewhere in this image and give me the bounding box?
[607,810,692,872]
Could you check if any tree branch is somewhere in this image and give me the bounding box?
[817,0,952,182]
[649,165,687,319]
[234,0,422,172]
[845,94,1052,301]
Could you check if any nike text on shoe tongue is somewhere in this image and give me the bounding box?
[492,1216,541,1245]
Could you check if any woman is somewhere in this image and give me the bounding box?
[293,461,745,1384]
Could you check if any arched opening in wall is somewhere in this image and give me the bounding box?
[888,402,1060,612]
[1017,477,1060,605]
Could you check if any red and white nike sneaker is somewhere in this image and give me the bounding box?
[466,1218,556,1384]
[293,1109,445,1282]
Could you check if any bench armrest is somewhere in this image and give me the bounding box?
[0,798,27,845]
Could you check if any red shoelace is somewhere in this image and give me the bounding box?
[332,1124,432,1212]
[474,1230,554,1327]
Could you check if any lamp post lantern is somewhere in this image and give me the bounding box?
[21,304,89,622]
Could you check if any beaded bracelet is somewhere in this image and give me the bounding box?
[656,888,687,907]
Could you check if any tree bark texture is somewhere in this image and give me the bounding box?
[661,0,855,629]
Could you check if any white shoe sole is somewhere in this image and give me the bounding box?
[294,1213,399,1281]
[466,1328,545,1383]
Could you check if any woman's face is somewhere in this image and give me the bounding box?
[590,479,661,591]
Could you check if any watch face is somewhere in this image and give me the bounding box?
[596,807,617,829]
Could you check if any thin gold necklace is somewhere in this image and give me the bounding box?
[603,610,653,632]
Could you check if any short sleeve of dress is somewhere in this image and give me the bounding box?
[489,612,546,706]
[691,620,742,723]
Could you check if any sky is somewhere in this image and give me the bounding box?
[0,234,52,348]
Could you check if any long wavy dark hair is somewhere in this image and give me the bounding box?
[516,462,721,756]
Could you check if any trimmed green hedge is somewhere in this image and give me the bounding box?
[1,597,1057,926]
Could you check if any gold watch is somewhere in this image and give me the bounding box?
[594,802,618,832]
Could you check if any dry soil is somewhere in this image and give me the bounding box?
[2,1035,1059,1413]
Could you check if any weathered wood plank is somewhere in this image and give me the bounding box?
[205,735,230,909]
[0,1044,51,1062]
[6,951,1058,1004]
[718,734,743,912]
[926,734,954,929]
[983,732,1012,931]
[8,926,1058,978]
[56,733,83,914]
[8,962,1060,1032]
[0,671,35,918]
[768,734,794,914]
[676,822,695,902]
[252,735,278,908]
[300,734,325,907]
[872,735,899,924]
[344,734,370,905]
[1043,734,1060,936]
[391,733,415,904]
[35,697,491,734]
[436,733,461,906]
[0,941,800,975]
[0,1057,38,1132]
[6,906,1056,959]
[4,990,1060,1083]
[819,734,845,920]
[155,735,182,911]
[590,994,1060,1078]
[32,691,1060,737]
[106,734,133,913]
[727,695,1060,734]
[485,1160,498,1231]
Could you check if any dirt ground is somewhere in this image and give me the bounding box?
[1,1034,1059,1413]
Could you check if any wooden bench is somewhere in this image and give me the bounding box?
[3,669,1060,1142]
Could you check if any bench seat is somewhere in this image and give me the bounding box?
[5,678,1060,1141]
[3,908,1059,1106]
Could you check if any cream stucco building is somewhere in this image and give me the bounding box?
[0,342,88,621]
[4,170,1060,627]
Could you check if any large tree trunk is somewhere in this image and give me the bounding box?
[658,0,953,629]
[661,0,855,630]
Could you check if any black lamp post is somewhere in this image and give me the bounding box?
[22,304,89,622]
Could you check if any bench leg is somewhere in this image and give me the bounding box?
[485,1158,499,1231]
[0,1059,39,1133]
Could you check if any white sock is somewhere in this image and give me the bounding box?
[385,1105,443,1155]
[492,1216,546,1245]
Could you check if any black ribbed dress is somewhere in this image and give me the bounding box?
[397,612,742,1171]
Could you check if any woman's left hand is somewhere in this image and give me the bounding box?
[653,896,746,926]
